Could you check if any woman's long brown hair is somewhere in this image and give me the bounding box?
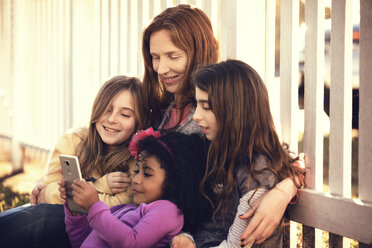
[142,4,219,127]
[77,76,145,178]
[192,60,305,219]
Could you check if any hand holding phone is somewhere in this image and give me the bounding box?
[59,155,88,214]
[69,179,100,211]
[58,180,67,201]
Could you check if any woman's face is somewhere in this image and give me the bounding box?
[150,29,188,98]
[193,87,218,141]
[96,89,136,149]
[132,155,165,205]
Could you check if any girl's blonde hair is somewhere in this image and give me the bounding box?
[77,76,145,177]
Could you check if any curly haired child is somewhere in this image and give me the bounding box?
[60,128,212,248]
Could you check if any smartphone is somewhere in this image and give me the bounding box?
[59,154,88,214]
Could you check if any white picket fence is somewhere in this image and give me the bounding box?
[0,0,371,247]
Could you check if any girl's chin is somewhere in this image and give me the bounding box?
[133,198,143,205]
[102,139,123,149]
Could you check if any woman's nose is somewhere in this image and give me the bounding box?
[157,58,170,75]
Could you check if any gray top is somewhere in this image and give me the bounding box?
[194,154,282,248]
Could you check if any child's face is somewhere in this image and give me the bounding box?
[132,155,165,205]
[96,89,136,149]
[193,87,217,141]
[150,29,188,99]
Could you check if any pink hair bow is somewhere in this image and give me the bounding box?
[129,127,162,159]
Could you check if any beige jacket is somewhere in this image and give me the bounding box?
[41,127,134,207]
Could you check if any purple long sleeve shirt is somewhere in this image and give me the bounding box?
[65,200,183,248]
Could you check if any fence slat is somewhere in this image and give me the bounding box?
[279,0,299,152]
[329,0,353,198]
[303,0,324,192]
[359,0,372,204]
[326,1,354,245]
[264,0,275,85]
[265,1,280,131]
[201,0,211,19]
[110,0,119,75]
[280,2,301,246]
[0,0,13,136]
[11,0,27,172]
[100,0,110,79]
[126,0,133,75]
[219,0,237,60]
[136,0,143,77]
[119,0,128,74]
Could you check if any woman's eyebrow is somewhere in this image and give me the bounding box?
[150,51,183,56]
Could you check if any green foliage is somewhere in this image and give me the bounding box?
[0,183,30,212]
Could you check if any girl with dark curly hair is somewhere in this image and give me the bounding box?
[61,128,212,248]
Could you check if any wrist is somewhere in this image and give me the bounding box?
[33,183,42,191]
[274,178,298,202]
[272,187,292,203]
[282,178,298,196]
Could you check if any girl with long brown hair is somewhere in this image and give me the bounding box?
[39,75,145,205]
[0,75,146,248]
[191,60,304,247]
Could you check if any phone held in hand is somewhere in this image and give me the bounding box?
[59,154,88,214]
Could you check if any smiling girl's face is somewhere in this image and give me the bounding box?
[96,89,136,150]
[131,155,165,205]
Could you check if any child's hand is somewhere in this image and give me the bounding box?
[170,234,196,248]
[72,179,99,211]
[107,171,132,193]
[30,184,46,205]
[58,180,67,201]
[37,187,46,203]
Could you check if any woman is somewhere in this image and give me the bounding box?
[142,4,218,133]
[141,5,303,246]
